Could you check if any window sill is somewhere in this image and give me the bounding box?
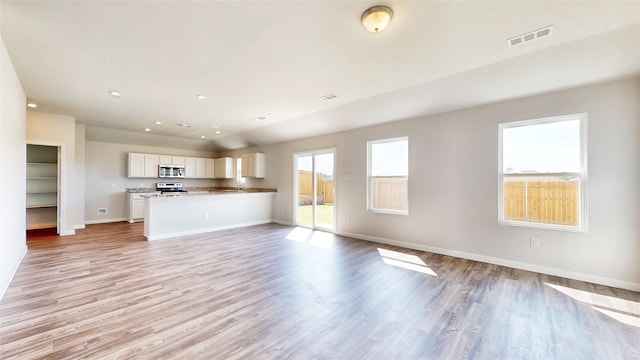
[499,219,588,233]
[369,209,409,216]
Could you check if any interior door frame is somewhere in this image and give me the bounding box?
[293,148,337,232]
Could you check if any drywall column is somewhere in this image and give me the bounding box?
[0,38,28,299]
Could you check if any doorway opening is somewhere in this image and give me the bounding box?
[294,149,335,231]
[26,144,60,234]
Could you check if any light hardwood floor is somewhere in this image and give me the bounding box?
[1,222,639,359]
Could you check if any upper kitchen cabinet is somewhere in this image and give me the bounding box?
[241,153,265,178]
[214,157,234,179]
[128,153,159,178]
[185,157,207,178]
[205,159,216,179]
[159,155,185,165]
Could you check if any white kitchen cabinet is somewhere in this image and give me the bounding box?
[128,153,145,177]
[127,192,159,222]
[241,153,265,178]
[185,157,207,178]
[205,159,216,178]
[214,157,234,179]
[128,153,159,178]
[144,154,159,177]
[159,155,185,165]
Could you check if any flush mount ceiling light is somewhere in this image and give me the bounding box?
[361,5,393,33]
[26,101,38,108]
[108,90,121,97]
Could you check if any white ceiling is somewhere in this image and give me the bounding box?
[2,1,640,151]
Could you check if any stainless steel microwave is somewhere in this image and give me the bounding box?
[158,164,185,178]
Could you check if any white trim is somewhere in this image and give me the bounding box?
[498,113,588,232]
[0,244,27,301]
[367,137,409,215]
[84,217,127,225]
[145,220,272,241]
[338,231,640,292]
[74,224,86,230]
[271,218,294,226]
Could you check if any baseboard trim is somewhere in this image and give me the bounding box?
[74,224,86,230]
[84,217,127,225]
[145,220,273,241]
[338,231,640,292]
[0,244,27,301]
[271,219,294,226]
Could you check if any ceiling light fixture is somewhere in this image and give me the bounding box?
[144,128,151,132]
[196,94,206,100]
[177,123,191,127]
[26,101,38,108]
[200,135,206,139]
[109,90,121,97]
[215,131,221,134]
[155,121,162,125]
[361,5,393,33]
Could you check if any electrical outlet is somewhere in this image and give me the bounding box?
[97,208,108,215]
[530,237,540,248]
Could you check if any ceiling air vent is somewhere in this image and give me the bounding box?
[508,25,553,47]
[319,93,338,101]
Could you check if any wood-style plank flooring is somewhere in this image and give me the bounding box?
[1,222,639,359]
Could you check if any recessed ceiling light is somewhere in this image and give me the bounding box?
[200,135,206,139]
[177,123,191,127]
[144,128,151,132]
[26,101,38,108]
[196,94,206,100]
[109,90,121,97]
[155,121,162,125]
[215,130,221,134]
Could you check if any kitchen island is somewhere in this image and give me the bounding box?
[143,190,275,241]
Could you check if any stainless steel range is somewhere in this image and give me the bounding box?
[156,182,187,196]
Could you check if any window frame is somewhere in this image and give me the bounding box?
[498,113,588,232]
[367,136,409,216]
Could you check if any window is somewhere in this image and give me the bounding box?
[367,137,408,215]
[236,157,246,184]
[499,113,587,231]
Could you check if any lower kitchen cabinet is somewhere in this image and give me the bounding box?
[127,192,159,222]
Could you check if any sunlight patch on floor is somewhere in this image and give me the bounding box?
[286,227,334,249]
[377,248,437,276]
[545,282,640,328]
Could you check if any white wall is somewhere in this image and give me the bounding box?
[260,77,640,290]
[74,123,86,229]
[84,141,217,223]
[27,111,77,236]
[0,37,27,299]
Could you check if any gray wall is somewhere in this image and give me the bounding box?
[84,141,217,223]
[258,77,640,290]
[0,38,27,299]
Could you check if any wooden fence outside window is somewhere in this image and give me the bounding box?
[503,179,579,226]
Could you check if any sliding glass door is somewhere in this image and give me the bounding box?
[294,149,335,231]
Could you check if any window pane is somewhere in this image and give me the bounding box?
[371,177,408,211]
[503,176,579,226]
[368,138,408,214]
[503,119,580,173]
[371,140,408,176]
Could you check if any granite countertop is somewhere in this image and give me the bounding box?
[126,188,157,193]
